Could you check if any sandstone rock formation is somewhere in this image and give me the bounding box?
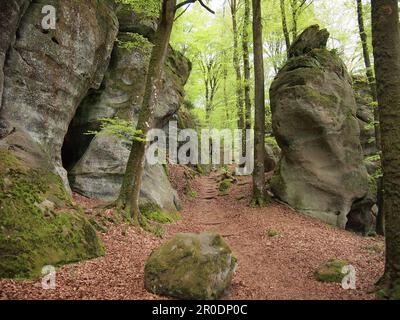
[0,0,31,110]
[0,0,119,191]
[270,25,369,228]
[0,120,103,278]
[0,1,189,278]
[144,233,237,300]
[67,5,190,212]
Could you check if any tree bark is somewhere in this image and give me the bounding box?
[290,0,298,40]
[280,0,291,56]
[251,0,269,206]
[117,0,176,224]
[356,0,381,151]
[230,0,245,130]
[371,0,400,299]
[242,0,252,130]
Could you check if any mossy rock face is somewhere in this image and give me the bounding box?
[270,25,368,229]
[144,233,237,300]
[140,202,180,224]
[0,130,104,279]
[314,259,349,283]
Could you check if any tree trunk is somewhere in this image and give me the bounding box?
[223,52,230,127]
[251,0,269,206]
[356,0,381,150]
[242,0,252,130]
[280,0,291,56]
[290,0,298,40]
[371,0,400,299]
[117,0,176,224]
[230,0,245,130]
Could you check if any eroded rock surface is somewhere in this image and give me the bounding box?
[0,0,119,190]
[144,233,237,300]
[67,5,190,211]
[0,120,103,278]
[270,25,369,228]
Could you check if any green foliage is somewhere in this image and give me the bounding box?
[116,0,160,17]
[266,229,281,237]
[116,32,153,51]
[86,118,145,144]
[219,179,233,195]
[187,189,198,200]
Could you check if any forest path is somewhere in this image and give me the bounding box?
[165,169,384,300]
[0,167,385,300]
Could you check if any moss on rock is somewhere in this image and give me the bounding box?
[140,203,180,224]
[314,259,349,283]
[0,149,104,279]
[144,232,237,300]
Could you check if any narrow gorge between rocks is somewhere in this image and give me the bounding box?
[0,0,399,301]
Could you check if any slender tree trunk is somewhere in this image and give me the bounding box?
[230,0,245,130]
[356,0,381,150]
[371,0,400,299]
[280,0,291,56]
[251,0,269,206]
[356,0,383,235]
[223,53,230,127]
[242,0,252,130]
[117,0,176,224]
[290,0,298,40]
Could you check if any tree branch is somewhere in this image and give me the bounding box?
[175,0,215,14]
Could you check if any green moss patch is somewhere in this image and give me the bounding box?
[219,179,233,194]
[140,203,180,224]
[314,259,349,283]
[266,229,281,238]
[0,150,104,279]
[144,233,237,299]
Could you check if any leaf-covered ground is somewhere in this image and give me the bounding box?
[0,166,384,300]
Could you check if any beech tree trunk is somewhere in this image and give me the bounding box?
[117,0,176,224]
[251,0,269,206]
[290,0,298,40]
[280,0,291,56]
[356,0,381,150]
[230,0,245,130]
[242,0,252,130]
[371,0,400,299]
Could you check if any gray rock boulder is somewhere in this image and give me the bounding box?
[0,120,103,279]
[270,25,369,228]
[0,0,119,190]
[0,0,31,110]
[144,233,237,300]
[69,135,181,213]
[264,138,281,172]
[288,24,329,58]
[67,6,190,212]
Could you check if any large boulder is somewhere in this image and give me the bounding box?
[0,120,103,278]
[144,233,237,300]
[0,0,119,190]
[69,135,181,213]
[0,0,31,110]
[270,25,369,228]
[66,5,190,212]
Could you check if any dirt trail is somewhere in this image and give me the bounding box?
[0,168,384,300]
